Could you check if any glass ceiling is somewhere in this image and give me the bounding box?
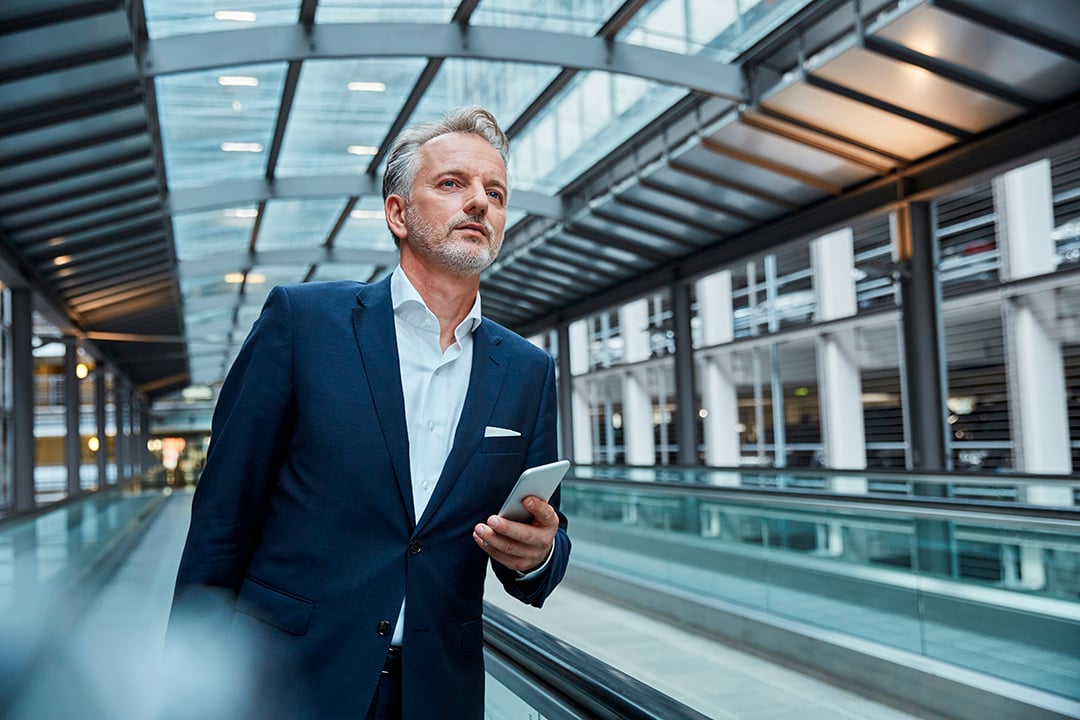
[144,0,808,385]
[5,0,1078,398]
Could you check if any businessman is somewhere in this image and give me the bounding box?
[169,106,570,720]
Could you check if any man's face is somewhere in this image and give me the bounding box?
[402,132,508,276]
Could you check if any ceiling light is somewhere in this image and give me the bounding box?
[246,273,267,284]
[347,145,378,156]
[350,210,384,219]
[219,76,260,87]
[347,81,386,92]
[54,255,72,266]
[220,142,263,153]
[224,273,246,283]
[214,10,257,21]
[224,208,259,218]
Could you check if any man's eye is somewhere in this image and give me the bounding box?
[488,191,504,202]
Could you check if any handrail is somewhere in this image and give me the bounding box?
[566,474,1080,529]
[483,603,710,720]
[572,462,1080,485]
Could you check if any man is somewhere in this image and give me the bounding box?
[169,106,570,720]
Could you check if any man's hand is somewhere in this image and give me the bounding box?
[473,496,558,573]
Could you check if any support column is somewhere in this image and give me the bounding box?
[672,281,699,465]
[698,270,740,466]
[127,387,138,477]
[896,202,951,473]
[895,201,955,578]
[141,402,153,474]
[568,320,594,465]
[116,379,128,483]
[620,299,655,465]
[556,323,574,463]
[11,288,34,513]
[812,228,867,490]
[95,367,108,487]
[64,337,81,498]
[996,159,1072,498]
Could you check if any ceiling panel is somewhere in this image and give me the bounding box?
[762,82,958,162]
[875,2,1080,103]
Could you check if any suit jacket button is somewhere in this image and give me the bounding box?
[376,620,392,637]
[409,539,422,555]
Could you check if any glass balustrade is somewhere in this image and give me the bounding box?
[560,470,1080,701]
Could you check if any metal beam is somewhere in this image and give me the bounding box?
[141,24,746,101]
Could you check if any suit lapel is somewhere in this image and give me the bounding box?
[416,320,507,531]
[352,277,416,525]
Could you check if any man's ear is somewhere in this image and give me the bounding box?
[385,195,408,242]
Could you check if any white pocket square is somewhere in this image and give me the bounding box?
[484,426,521,438]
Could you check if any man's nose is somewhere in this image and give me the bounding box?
[462,180,489,215]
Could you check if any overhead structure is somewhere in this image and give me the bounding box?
[1,0,1077,396]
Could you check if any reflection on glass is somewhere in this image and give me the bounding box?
[172,207,257,261]
[619,0,809,60]
[316,1,457,24]
[512,71,682,193]
[474,0,626,34]
[156,64,287,190]
[145,0,302,39]
[256,198,349,251]
[277,59,427,178]
[409,59,561,146]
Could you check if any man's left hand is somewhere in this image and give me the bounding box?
[473,497,558,573]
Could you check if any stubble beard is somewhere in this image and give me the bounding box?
[405,205,502,276]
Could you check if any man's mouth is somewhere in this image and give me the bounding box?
[454,222,489,238]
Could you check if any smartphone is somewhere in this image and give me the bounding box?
[497,459,571,522]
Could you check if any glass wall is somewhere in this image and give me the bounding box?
[564,149,1080,479]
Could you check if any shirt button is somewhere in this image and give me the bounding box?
[409,540,423,556]
[376,620,392,637]
[434,369,440,376]
[422,481,430,490]
[427,421,435,432]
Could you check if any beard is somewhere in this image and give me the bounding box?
[405,205,502,276]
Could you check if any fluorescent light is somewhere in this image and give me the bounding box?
[347,145,378,156]
[224,208,259,218]
[219,75,260,87]
[225,272,266,284]
[350,210,384,220]
[220,142,263,153]
[54,255,72,266]
[347,81,386,92]
[214,10,257,21]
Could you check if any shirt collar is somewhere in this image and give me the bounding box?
[390,266,483,339]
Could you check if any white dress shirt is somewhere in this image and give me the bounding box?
[389,267,480,645]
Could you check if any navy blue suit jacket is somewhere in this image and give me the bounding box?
[170,277,570,719]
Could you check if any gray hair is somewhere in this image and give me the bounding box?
[381,105,510,204]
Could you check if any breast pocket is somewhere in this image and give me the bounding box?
[480,434,527,454]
